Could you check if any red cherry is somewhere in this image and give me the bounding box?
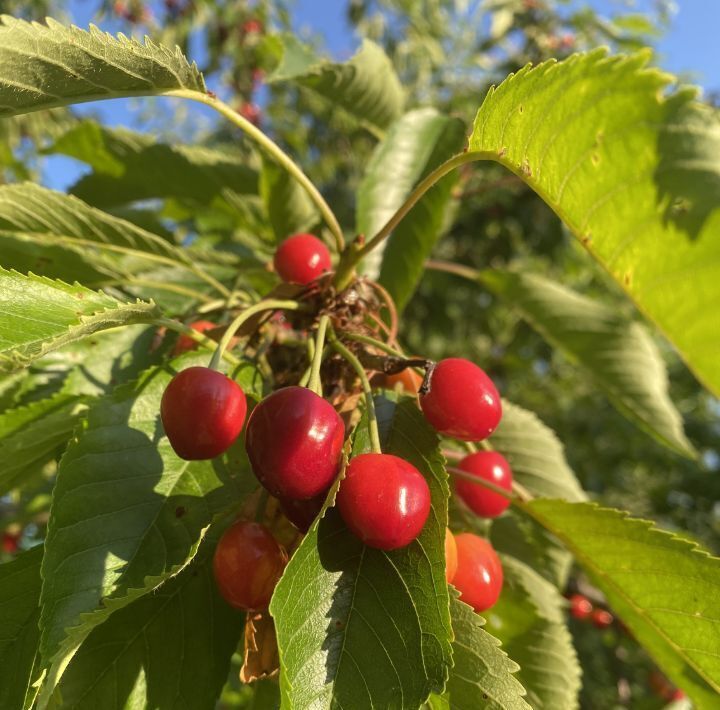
[273,234,332,285]
[670,689,685,701]
[383,368,423,394]
[2,531,20,554]
[591,609,614,628]
[568,593,593,620]
[336,453,431,550]
[455,451,512,518]
[238,102,261,126]
[172,320,216,356]
[420,358,502,441]
[242,18,263,34]
[445,528,458,583]
[452,533,503,612]
[213,520,287,611]
[161,367,247,460]
[279,493,325,533]
[245,387,345,499]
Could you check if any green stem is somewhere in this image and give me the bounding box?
[447,465,533,503]
[329,330,382,454]
[156,317,240,367]
[342,331,407,358]
[307,315,330,395]
[167,89,345,253]
[208,299,301,371]
[425,259,483,282]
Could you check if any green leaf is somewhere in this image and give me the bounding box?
[357,109,466,309]
[54,538,244,709]
[38,354,260,700]
[525,499,720,708]
[270,398,452,709]
[483,269,694,457]
[46,121,258,208]
[435,590,530,710]
[0,547,43,710]
[0,268,160,373]
[269,37,404,135]
[486,557,581,709]
[0,16,204,117]
[469,50,720,397]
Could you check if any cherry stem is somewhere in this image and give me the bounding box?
[156,318,241,366]
[425,259,483,282]
[208,299,302,371]
[307,315,330,396]
[447,466,533,503]
[342,331,406,358]
[329,329,382,454]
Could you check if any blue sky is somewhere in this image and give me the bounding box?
[43,0,719,190]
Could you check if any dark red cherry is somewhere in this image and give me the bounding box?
[452,533,503,612]
[445,528,458,583]
[455,451,512,518]
[273,233,332,285]
[420,358,502,441]
[172,320,216,356]
[336,453,431,550]
[245,387,345,499]
[213,520,287,611]
[591,609,614,629]
[161,366,247,460]
[2,531,20,554]
[568,593,593,620]
[279,493,326,533]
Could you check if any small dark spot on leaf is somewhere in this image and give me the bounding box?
[76,293,85,299]
[518,104,523,113]
[498,147,507,158]
[623,272,632,286]
[582,234,592,245]
[591,153,599,165]
[334,620,344,629]
[482,693,489,699]
[175,506,186,518]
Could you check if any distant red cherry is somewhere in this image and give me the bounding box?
[273,234,332,285]
[245,387,345,499]
[2,531,20,554]
[591,608,614,629]
[453,533,503,612]
[670,689,685,701]
[161,367,247,460]
[279,493,325,533]
[213,520,287,611]
[383,368,423,395]
[445,528,458,583]
[336,453,431,550]
[242,18,263,34]
[172,320,216,356]
[420,358,502,441]
[455,451,512,518]
[568,593,593,620]
[238,102,261,126]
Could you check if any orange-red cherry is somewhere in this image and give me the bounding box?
[452,533,503,612]
[455,451,512,518]
[213,521,287,611]
[273,233,332,285]
[568,593,593,620]
[161,366,247,460]
[336,453,431,550]
[445,528,458,583]
[592,609,614,628]
[245,387,345,499]
[420,358,502,441]
[172,320,216,356]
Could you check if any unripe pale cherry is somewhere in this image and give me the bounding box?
[161,367,247,460]
[455,451,512,518]
[420,358,502,441]
[273,233,332,285]
[245,386,345,499]
[452,533,503,612]
[336,453,431,550]
[172,320,216,356]
[213,520,287,611]
[445,528,458,583]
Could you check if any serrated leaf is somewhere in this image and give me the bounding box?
[357,109,466,308]
[54,538,244,709]
[469,50,720,397]
[38,354,261,700]
[0,546,43,710]
[269,37,404,135]
[270,398,452,709]
[483,269,694,457]
[0,16,204,117]
[0,268,160,372]
[525,500,720,708]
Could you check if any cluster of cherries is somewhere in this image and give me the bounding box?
[161,233,510,615]
[568,593,614,629]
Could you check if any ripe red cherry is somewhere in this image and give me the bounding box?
[568,593,593,620]
[161,367,247,460]
[336,453,431,550]
[2,531,20,554]
[591,609,614,628]
[445,528,458,583]
[273,233,332,285]
[455,451,512,518]
[213,520,287,611]
[245,387,345,499]
[452,533,503,612]
[420,358,502,441]
[279,493,326,533]
[172,320,216,356]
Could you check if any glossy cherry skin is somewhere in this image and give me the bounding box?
[336,453,431,550]
[445,528,458,583]
[213,521,288,611]
[273,233,332,285]
[568,593,593,620]
[455,451,512,518]
[279,493,326,533]
[245,387,345,499]
[172,320,216,356]
[591,609,614,629]
[383,368,423,395]
[420,358,502,441]
[452,533,503,612]
[161,367,247,460]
